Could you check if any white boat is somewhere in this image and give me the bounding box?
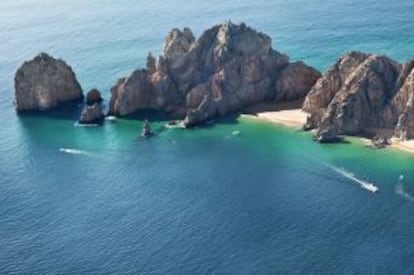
[360,182,378,193]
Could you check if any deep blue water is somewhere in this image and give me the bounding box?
[1,1,414,274]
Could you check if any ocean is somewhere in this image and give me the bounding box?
[1,0,414,273]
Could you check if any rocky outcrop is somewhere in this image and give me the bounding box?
[141,119,154,137]
[15,53,83,111]
[79,89,104,124]
[303,51,414,142]
[79,103,104,124]
[109,21,319,126]
[86,89,102,105]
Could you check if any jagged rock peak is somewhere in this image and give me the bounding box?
[163,27,195,59]
[109,22,319,126]
[213,21,272,56]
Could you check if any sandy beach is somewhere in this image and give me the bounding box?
[241,109,307,127]
[241,101,414,155]
[390,139,414,154]
[241,100,307,127]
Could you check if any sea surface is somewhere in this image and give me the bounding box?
[1,1,414,274]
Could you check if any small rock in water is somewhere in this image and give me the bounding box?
[79,103,104,124]
[86,88,102,106]
[141,119,154,137]
[371,135,390,149]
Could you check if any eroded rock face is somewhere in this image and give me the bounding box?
[109,21,319,126]
[275,61,321,102]
[394,69,414,139]
[15,53,83,111]
[79,103,104,124]
[303,51,414,142]
[302,51,370,130]
[109,69,158,116]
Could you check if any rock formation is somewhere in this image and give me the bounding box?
[14,53,83,111]
[141,119,153,137]
[86,89,102,105]
[109,21,320,126]
[79,103,104,124]
[303,51,414,142]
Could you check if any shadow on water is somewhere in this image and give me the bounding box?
[122,109,240,128]
[120,109,181,122]
[16,99,84,121]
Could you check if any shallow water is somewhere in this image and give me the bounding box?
[1,1,414,273]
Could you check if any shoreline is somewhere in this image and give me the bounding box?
[241,102,414,155]
[390,139,414,154]
[241,101,307,128]
[241,109,307,128]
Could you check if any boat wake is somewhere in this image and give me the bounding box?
[59,148,91,156]
[327,165,379,193]
[74,122,99,127]
[395,177,414,202]
[224,130,241,140]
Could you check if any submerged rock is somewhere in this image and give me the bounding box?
[141,119,153,137]
[79,103,104,124]
[302,51,414,142]
[14,52,83,111]
[371,135,391,149]
[108,21,319,126]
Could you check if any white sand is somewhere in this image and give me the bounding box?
[242,109,307,127]
[390,138,414,154]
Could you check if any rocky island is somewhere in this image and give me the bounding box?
[303,52,414,143]
[108,21,320,127]
[14,52,83,111]
[13,21,414,148]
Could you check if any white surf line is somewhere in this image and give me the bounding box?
[323,163,379,193]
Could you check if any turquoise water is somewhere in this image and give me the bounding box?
[1,1,414,273]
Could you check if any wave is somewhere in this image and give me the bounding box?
[164,123,185,129]
[59,148,91,156]
[395,181,414,202]
[327,164,379,193]
[105,116,117,121]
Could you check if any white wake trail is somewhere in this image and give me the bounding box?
[59,148,91,156]
[324,163,379,193]
[395,177,414,202]
[73,122,99,127]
